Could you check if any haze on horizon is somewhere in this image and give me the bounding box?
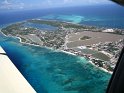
[0,0,114,11]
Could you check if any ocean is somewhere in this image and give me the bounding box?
[0,4,124,28]
[0,4,124,93]
[0,33,111,93]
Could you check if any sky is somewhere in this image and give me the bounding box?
[0,0,113,10]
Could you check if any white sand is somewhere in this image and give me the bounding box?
[0,46,36,93]
[61,50,76,56]
[89,61,112,74]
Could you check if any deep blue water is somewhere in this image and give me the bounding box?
[0,4,124,28]
[0,4,123,93]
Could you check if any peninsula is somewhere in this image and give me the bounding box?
[1,19,124,73]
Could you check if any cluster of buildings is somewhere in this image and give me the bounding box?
[1,19,124,73]
[88,39,124,71]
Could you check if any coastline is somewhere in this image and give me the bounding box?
[0,30,112,74]
[60,49,113,74]
[88,60,113,74]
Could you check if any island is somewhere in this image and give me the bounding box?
[1,19,124,73]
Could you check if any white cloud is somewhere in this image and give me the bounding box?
[63,0,111,5]
[2,0,10,5]
[64,0,72,4]
[47,0,52,5]
[0,0,24,10]
[0,0,112,10]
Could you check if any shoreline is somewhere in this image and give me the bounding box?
[0,30,112,74]
[88,60,113,74]
[59,49,113,74]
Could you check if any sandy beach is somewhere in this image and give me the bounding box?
[0,30,112,75]
[89,61,113,74]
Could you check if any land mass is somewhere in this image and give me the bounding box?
[1,19,124,73]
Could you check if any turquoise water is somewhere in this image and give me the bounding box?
[41,15,85,24]
[41,14,104,24]
[40,14,124,29]
[0,5,121,93]
[0,32,111,93]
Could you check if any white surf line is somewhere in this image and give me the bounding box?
[0,46,36,93]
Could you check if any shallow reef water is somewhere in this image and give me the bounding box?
[0,33,111,93]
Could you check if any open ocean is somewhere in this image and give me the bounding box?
[0,4,124,93]
[0,4,124,28]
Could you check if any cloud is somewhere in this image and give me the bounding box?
[85,0,110,4]
[0,0,12,9]
[58,0,112,7]
[0,0,24,10]
[47,0,52,5]
[0,0,112,10]
[2,0,10,5]
[64,0,72,4]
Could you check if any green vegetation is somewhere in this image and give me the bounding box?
[1,18,123,72]
[64,23,86,29]
[80,36,91,40]
[1,22,37,36]
[27,19,61,27]
[1,23,23,35]
[0,19,104,50]
[92,52,110,61]
[20,37,26,42]
[27,19,92,29]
